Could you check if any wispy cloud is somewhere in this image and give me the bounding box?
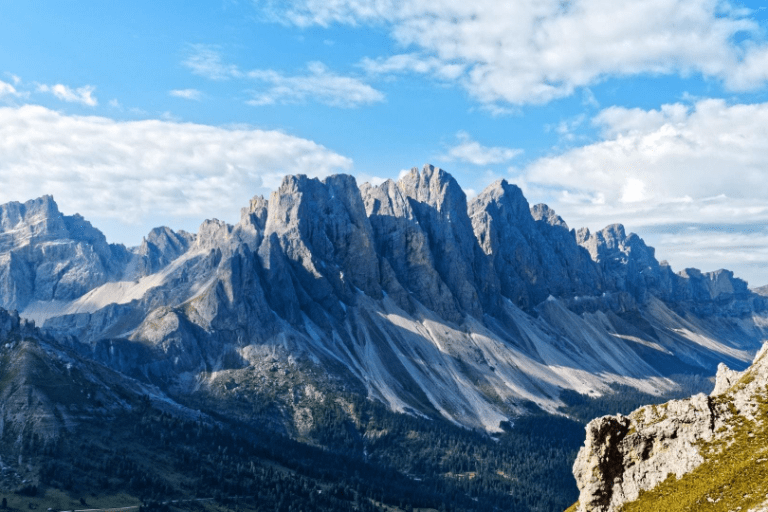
[183,44,242,80]
[262,0,768,106]
[360,53,464,81]
[0,105,351,230]
[184,46,382,108]
[246,61,384,108]
[37,83,98,106]
[0,80,19,98]
[441,131,521,166]
[170,88,203,100]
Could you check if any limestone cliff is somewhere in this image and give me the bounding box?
[3,165,768,433]
[573,342,768,511]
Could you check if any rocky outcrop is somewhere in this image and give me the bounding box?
[573,343,768,511]
[135,226,195,276]
[0,195,131,310]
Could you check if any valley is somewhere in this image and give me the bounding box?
[1,165,766,511]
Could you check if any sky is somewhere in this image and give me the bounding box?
[2,1,768,286]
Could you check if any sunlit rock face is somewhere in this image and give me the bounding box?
[573,343,768,512]
[0,195,131,311]
[3,165,768,432]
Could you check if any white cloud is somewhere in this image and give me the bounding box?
[170,88,203,100]
[37,83,98,106]
[0,80,19,98]
[0,105,352,239]
[183,44,242,80]
[246,61,384,107]
[183,46,382,108]
[442,131,521,166]
[520,99,768,231]
[262,0,768,105]
[357,173,388,186]
[497,97,768,285]
[360,53,465,81]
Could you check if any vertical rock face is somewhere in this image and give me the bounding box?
[135,226,195,276]
[469,181,602,310]
[573,344,768,512]
[0,195,130,310]
[261,174,382,323]
[361,178,461,321]
[530,203,603,296]
[236,195,269,250]
[398,165,483,319]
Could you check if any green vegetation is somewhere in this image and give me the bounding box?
[2,391,586,512]
[621,385,768,511]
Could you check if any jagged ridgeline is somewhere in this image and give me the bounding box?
[0,164,766,511]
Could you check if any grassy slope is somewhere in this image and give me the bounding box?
[620,382,768,510]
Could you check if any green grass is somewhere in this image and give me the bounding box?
[620,385,768,511]
[0,489,141,512]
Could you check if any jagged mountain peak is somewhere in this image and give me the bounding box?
[531,202,569,229]
[0,194,59,225]
[4,166,768,435]
[240,194,268,229]
[398,164,468,213]
[0,195,131,310]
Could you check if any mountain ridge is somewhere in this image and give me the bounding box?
[1,164,765,433]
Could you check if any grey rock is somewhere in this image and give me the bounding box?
[469,181,601,310]
[135,226,194,276]
[361,178,460,321]
[4,167,768,435]
[0,196,130,310]
[573,343,768,511]
[261,174,381,322]
[398,165,483,319]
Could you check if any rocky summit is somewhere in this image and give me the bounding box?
[573,341,768,511]
[3,165,768,433]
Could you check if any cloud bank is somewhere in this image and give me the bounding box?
[515,98,768,285]
[522,99,768,227]
[262,0,768,106]
[0,105,351,240]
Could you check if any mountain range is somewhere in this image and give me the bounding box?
[1,164,766,510]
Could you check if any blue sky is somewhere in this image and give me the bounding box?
[3,1,768,285]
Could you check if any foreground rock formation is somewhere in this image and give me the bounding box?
[573,342,768,511]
